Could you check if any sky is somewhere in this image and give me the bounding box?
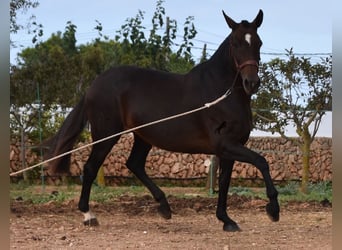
[10,0,332,137]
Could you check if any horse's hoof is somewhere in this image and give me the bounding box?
[223,223,241,232]
[158,205,172,220]
[83,218,99,226]
[266,202,280,222]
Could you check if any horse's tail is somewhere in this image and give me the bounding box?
[44,95,88,173]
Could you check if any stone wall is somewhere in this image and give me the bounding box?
[10,135,332,183]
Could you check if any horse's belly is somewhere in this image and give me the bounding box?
[133,120,213,154]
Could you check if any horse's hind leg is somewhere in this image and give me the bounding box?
[78,138,118,226]
[126,134,172,219]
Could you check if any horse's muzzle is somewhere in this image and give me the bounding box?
[236,59,260,95]
[242,76,260,95]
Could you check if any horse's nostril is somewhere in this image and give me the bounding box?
[242,77,260,95]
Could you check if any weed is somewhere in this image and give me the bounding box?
[277,181,299,196]
[229,186,256,197]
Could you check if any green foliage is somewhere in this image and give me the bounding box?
[177,16,197,61]
[307,181,332,201]
[114,0,195,71]
[229,181,332,203]
[276,181,332,202]
[10,0,40,34]
[277,181,298,195]
[199,44,209,63]
[229,186,256,197]
[11,22,81,109]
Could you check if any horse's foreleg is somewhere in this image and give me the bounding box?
[254,156,279,221]
[126,135,172,219]
[216,158,241,232]
[221,143,280,222]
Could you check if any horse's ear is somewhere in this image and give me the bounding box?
[252,9,263,28]
[222,10,238,30]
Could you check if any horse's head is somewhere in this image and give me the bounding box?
[223,10,263,95]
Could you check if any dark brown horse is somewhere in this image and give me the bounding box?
[46,9,279,232]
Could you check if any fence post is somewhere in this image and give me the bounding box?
[20,126,28,182]
[208,155,219,196]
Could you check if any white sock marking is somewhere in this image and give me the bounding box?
[83,210,96,221]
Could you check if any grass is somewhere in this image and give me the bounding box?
[276,181,332,203]
[10,182,149,204]
[10,182,78,204]
[10,181,332,205]
[89,185,147,203]
[228,181,332,203]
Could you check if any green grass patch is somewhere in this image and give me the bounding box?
[89,185,147,203]
[229,186,257,197]
[10,181,332,205]
[275,181,332,203]
[10,183,77,204]
[227,181,332,204]
[10,183,149,204]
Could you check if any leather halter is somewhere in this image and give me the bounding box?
[234,58,259,71]
[229,42,259,72]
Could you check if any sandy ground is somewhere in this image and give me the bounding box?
[10,191,332,250]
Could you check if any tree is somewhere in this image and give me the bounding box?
[10,0,43,45]
[11,22,80,108]
[10,0,39,33]
[199,43,208,64]
[253,49,332,193]
[115,0,195,72]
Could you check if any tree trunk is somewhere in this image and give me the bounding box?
[300,131,311,194]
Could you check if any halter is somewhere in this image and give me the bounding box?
[229,41,259,72]
[234,58,259,72]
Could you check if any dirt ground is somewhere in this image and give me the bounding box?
[10,188,332,250]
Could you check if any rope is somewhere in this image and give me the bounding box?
[9,89,233,177]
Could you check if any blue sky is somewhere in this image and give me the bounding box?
[10,0,332,136]
[11,0,332,64]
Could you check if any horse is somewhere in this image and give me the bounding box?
[45,9,279,232]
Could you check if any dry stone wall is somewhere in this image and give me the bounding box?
[10,135,332,183]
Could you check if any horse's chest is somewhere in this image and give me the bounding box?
[213,110,252,143]
[220,119,250,136]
